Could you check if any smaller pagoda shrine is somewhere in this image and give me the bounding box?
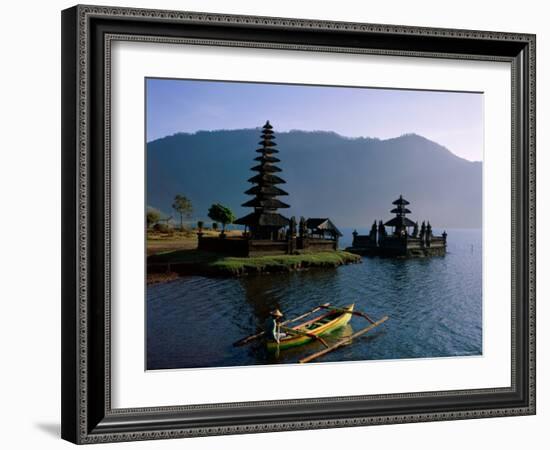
[348,195,447,257]
[384,196,416,237]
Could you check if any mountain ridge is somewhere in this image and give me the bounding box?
[150,129,480,162]
[147,129,482,228]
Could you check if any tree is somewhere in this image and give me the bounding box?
[172,194,193,230]
[146,207,161,229]
[197,220,204,231]
[207,204,236,236]
[212,222,218,231]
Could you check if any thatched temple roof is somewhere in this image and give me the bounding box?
[306,218,343,237]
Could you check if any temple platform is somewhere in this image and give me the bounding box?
[198,234,337,257]
[347,235,446,258]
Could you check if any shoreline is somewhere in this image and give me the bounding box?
[147,249,361,284]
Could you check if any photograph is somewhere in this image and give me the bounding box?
[145,78,483,370]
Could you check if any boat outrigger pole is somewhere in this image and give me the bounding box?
[299,315,389,363]
[318,304,377,324]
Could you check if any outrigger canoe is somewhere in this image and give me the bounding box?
[266,304,354,352]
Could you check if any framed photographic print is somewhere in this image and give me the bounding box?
[61,4,536,444]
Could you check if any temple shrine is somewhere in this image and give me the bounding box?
[198,121,341,256]
[348,195,447,257]
[234,120,291,239]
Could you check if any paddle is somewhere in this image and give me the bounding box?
[232,303,331,347]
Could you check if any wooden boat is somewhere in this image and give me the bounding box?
[266,304,355,352]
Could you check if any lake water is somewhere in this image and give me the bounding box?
[147,228,482,369]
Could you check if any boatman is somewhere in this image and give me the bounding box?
[266,309,286,343]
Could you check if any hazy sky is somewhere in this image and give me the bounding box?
[146,78,483,162]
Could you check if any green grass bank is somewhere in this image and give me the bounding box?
[147,249,361,282]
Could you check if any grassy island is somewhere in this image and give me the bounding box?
[147,248,361,283]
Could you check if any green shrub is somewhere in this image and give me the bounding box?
[153,223,173,234]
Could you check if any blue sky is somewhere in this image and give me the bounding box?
[146,78,483,162]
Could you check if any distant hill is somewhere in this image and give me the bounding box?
[147,129,482,228]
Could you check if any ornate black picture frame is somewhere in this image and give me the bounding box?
[61,4,536,444]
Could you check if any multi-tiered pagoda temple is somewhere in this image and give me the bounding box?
[198,121,342,256]
[234,121,290,239]
[385,195,416,237]
[348,195,447,257]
